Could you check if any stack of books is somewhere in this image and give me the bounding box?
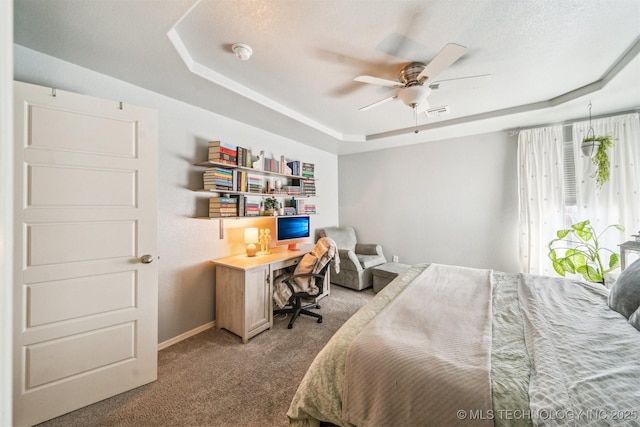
[246,173,264,193]
[203,168,233,191]
[244,197,261,216]
[301,162,314,178]
[291,178,316,196]
[302,203,317,214]
[283,185,301,196]
[290,198,317,215]
[209,197,238,218]
[208,141,237,166]
[282,206,296,216]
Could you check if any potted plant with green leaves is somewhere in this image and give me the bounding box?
[581,135,614,188]
[263,196,279,216]
[548,220,623,285]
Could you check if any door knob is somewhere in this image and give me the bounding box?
[140,254,154,264]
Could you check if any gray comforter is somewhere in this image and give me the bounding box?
[520,274,640,427]
[342,264,493,427]
[287,264,640,427]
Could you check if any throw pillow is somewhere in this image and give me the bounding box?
[608,257,640,318]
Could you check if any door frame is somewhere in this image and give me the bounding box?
[1,0,14,424]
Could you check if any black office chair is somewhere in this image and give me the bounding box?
[273,261,331,329]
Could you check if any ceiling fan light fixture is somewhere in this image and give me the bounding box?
[397,86,430,108]
[231,43,253,61]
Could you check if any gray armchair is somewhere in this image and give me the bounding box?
[318,227,387,290]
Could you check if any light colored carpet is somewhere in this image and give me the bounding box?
[37,285,374,427]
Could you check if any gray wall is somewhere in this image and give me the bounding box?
[339,131,520,273]
[14,45,340,344]
[14,43,521,346]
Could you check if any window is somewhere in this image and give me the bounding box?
[562,140,578,227]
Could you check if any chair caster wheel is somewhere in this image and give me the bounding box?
[287,324,293,329]
[317,318,323,323]
[316,304,321,309]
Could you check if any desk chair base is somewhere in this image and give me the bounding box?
[274,258,332,329]
[274,300,322,329]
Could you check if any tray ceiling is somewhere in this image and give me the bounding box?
[14,0,640,154]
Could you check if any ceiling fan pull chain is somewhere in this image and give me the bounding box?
[413,106,419,134]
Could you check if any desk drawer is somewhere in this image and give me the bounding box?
[271,256,302,271]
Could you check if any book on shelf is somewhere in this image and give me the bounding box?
[244,196,261,216]
[235,195,246,217]
[283,185,301,196]
[301,162,314,178]
[208,196,237,204]
[233,170,248,192]
[282,206,297,215]
[203,168,233,191]
[291,178,316,196]
[261,156,280,173]
[246,173,265,193]
[289,199,317,215]
[302,204,316,214]
[208,141,238,166]
[287,160,300,176]
[209,196,238,218]
[236,146,253,168]
[290,198,304,215]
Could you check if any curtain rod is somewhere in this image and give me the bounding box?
[508,108,640,135]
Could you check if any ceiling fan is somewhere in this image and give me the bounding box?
[355,43,482,114]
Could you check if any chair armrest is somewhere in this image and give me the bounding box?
[338,249,362,271]
[355,243,384,257]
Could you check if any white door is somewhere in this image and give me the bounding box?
[12,81,158,426]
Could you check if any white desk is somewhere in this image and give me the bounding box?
[212,244,327,343]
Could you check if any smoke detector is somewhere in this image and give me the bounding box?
[231,43,253,61]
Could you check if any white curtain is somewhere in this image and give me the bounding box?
[572,113,640,255]
[517,125,566,275]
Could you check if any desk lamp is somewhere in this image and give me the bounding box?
[244,227,259,257]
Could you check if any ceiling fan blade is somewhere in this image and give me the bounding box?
[354,75,405,88]
[429,74,492,90]
[417,43,467,83]
[358,95,398,111]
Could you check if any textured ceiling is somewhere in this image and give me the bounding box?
[13,0,640,155]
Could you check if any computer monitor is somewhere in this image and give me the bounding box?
[275,215,310,251]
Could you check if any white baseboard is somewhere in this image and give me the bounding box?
[157,321,215,351]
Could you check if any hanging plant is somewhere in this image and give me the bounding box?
[582,135,614,188]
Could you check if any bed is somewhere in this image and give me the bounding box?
[287,263,640,427]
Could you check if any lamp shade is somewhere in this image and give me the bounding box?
[244,227,259,257]
[244,227,259,244]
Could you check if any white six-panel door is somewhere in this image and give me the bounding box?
[13,82,158,426]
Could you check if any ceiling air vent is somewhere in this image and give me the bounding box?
[426,105,450,118]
